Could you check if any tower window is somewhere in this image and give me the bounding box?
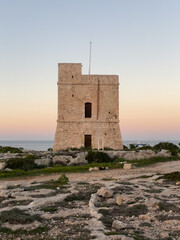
[85,102,92,118]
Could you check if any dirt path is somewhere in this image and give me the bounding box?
[1,160,180,185]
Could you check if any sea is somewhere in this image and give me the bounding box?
[0,140,179,151]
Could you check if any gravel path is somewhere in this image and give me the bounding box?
[1,160,180,185]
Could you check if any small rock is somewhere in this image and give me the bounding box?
[105,167,109,170]
[160,232,169,238]
[89,167,94,171]
[97,187,113,198]
[116,194,123,205]
[4,168,12,172]
[94,167,99,171]
[123,163,132,170]
[176,181,180,185]
[0,162,6,171]
[112,220,126,230]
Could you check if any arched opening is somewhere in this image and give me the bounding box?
[85,102,92,118]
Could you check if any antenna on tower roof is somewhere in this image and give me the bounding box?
[88,41,92,75]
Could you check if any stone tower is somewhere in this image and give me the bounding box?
[53,63,123,150]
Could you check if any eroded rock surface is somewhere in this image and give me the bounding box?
[0,162,180,240]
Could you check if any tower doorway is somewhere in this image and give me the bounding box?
[84,135,91,148]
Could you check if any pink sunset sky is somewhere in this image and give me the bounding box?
[0,0,180,141]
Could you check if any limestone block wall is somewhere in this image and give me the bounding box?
[53,63,123,150]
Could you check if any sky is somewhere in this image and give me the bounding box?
[0,0,180,141]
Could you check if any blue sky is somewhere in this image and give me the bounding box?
[0,0,180,141]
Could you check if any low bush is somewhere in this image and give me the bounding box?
[47,148,53,151]
[0,146,23,153]
[158,171,180,182]
[6,155,37,171]
[153,142,179,156]
[57,174,69,185]
[86,151,112,163]
[0,208,41,224]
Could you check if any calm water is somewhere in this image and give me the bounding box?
[0,140,179,151]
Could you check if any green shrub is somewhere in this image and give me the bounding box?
[0,146,23,153]
[86,151,112,163]
[47,148,53,151]
[57,174,69,185]
[158,171,180,182]
[6,155,37,171]
[0,208,41,224]
[123,145,128,150]
[129,144,137,150]
[138,145,153,150]
[153,142,179,156]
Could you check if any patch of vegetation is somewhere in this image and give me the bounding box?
[124,156,179,168]
[158,201,180,212]
[139,222,152,227]
[102,177,117,181]
[0,226,47,235]
[6,154,38,171]
[99,209,109,216]
[0,146,23,153]
[139,175,154,178]
[67,146,92,151]
[124,204,148,217]
[156,214,180,221]
[105,231,120,236]
[24,177,69,192]
[112,185,134,194]
[77,181,90,185]
[86,151,112,163]
[1,199,32,208]
[65,192,87,202]
[158,171,180,182]
[144,188,163,194]
[40,206,58,213]
[99,215,113,228]
[0,161,122,179]
[153,142,179,156]
[123,145,128,150]
[0,208,41,224]
[57,174,69,185]
[47,148,53,151]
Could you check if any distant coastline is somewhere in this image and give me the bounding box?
[0,140,179,151]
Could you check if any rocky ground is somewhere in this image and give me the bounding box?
[0,161,180,240]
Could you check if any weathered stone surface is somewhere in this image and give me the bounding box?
[123,163,132,170]
[35,158,51,166]
[112,220,126,230]
[53,152,88,166]
[2,221,42,231]
[116,194,123,205]
[0,162,6,171]
[104,149,171,160]
[97,187,113,198]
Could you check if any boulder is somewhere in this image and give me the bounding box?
[97,187,113,198]
[157,149,171,157]
[112,220,126,230]
[0,162,6,171]
[116,195,123,205]
[123,163,132,170]
[53,155,72,165]
[35,158,51,166]
[53,152,88,166]
[69,152,88,165]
